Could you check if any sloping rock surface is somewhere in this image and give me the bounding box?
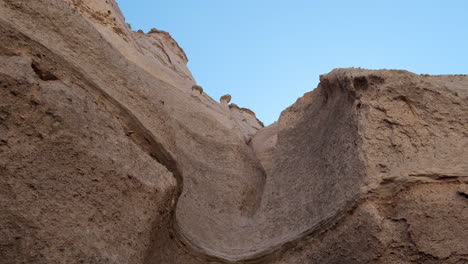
[0,1,467,264]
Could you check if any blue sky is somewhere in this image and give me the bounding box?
[116,0,468,125]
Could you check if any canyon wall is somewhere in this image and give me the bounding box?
[0,1,466,263]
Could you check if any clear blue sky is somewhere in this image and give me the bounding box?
[116,0,467,125]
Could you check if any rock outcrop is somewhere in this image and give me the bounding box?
[0,1,466,264]
[264,69,468,264]
[229,103,264,143]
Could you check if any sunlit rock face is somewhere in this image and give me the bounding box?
[0,1,467,264]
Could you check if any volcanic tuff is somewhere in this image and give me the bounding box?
[0,1,467,264]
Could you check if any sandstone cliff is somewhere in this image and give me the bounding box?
[0,1,466,264]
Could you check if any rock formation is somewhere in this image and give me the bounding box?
[192,85,203,95]
[0,1,466,264]
[229,104,264,143]
[220,94,232,105]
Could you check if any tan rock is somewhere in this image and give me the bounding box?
[228,103,264,143]
[220,94,232,105]
[0,1,467,264]
[250,122,277,173]
[192,84,203,95]
[0,51,176,264]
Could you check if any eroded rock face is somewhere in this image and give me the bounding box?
[134,28,194,83]
[0,39,177,264]
[266,69,468,264]
[0,1,467,264]
[0,1,265,262]
[229,103,264,143]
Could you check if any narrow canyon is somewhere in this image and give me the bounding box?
[0,1,467,263]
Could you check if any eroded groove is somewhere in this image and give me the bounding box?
[162,173,468,264]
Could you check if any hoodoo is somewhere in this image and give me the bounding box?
[192,85,203,95]
[220,94,232,105]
